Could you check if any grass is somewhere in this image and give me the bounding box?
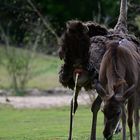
[0,104,135,140]
[27,54,62,89]
[0,47,62,90]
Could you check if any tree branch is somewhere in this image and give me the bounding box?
[27,0,60,44]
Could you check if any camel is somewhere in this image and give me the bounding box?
[58,0,140,139]
[95,0,140,139]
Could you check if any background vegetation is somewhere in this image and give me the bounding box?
[0,0,139,94]
[0,47,62,90]
[0,0,140,48]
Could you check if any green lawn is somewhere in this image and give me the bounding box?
[27,54,62,89]
[0,105,134,140]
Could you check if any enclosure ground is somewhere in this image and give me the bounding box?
[0,104,135,140]
[0,92,92,109]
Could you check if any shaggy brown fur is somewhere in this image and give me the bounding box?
[59,20,108,90]
[59,20,140,90]
[59,20,90,89]
[84,21,108,37]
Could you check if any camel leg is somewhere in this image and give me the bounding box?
[122,104,127,140]
[68,89,79,140]
[134,107,139,140]
[90,95,102,140]
[127,98,134,140]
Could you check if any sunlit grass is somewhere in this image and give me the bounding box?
[0,105,136,140]
[28,54,62,89]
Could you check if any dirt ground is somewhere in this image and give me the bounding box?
[0,92,94,109]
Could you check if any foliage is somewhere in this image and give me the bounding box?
[0,26,42,95]
[128,0,140,36]
[3,48,33,95]
[135,16,140,30]
[0,46,61,90]
[0,44,38,95]
[0,0,37,45]
[0,0,140,50]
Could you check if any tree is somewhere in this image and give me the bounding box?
[0,0,38,45]
[0,26,40,95]
[0,0,139,48]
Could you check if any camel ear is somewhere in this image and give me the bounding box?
[123,84,135,100]
[95,81,108,100]
[115,84,135,102]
